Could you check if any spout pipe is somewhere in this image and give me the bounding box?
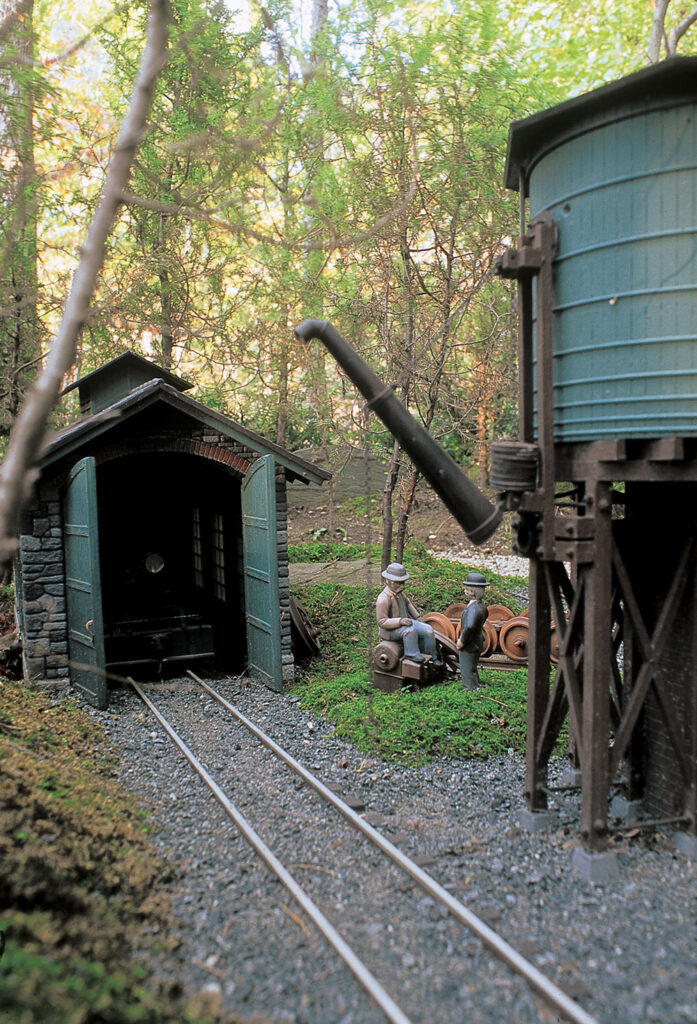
[294,319,502,545]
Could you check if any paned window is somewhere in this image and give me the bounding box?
[212,512,226,600]
[192,507,204,588]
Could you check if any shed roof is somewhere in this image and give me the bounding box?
[62,351,193,396]
[43,377,331,486]
[505,55,697,192]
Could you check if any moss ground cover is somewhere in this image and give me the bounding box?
[291,543,538,763]
[0,682,251,1024]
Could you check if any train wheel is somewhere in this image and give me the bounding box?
[486,604,515,624]
[499,616,530,663]
[550,626,560,664]
[482,620,498,657]
[420,612,456,642]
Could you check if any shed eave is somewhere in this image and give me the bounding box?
[41,380,331,487]
[505,55,697,192]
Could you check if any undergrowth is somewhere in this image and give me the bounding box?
[0,682,252,1024]
[287,540,379,563]
[291,544,543,763]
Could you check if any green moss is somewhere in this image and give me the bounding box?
[0,682,251,1024]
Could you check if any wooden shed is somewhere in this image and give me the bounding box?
[14,352,329,707]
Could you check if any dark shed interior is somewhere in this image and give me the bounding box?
[97,452,245,679]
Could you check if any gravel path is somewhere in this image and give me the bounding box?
[428,548,531,579]
[82,677,697,1024]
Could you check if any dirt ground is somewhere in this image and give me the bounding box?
[287,446,515,558]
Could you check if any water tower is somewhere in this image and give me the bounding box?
[495,56,697,877]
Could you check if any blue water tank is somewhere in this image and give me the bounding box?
[505,57,697,441]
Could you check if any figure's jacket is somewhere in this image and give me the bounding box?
[376,586,420,639]
[459,599,488,653]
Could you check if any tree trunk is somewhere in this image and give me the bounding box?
[381,439,401,569]
[648,0,670,61]
[395,467,418,564]
[158,263,174,369]
[0,0,39,441]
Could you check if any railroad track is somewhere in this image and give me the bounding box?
[129,671,599,1024]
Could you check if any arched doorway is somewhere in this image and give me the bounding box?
[97,452,245,679]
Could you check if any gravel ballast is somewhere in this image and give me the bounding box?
[82,676,697,1024]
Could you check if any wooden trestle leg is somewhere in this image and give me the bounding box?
[580,480,613,853]
[525,555,552,817]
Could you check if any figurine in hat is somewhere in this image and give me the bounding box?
[376,562,442,665]
[457,572,490,690]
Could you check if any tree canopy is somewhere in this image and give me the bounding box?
[1,0,695,564]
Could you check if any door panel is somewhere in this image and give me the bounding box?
[63,457,107,707]
[242,455,282,691]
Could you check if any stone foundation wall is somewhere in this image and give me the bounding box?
[16,483,69,682]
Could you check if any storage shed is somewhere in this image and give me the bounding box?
[14,352,329,707]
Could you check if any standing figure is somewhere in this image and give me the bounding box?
[376,563,442,665]
[457,572,490,690]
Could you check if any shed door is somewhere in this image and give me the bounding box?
[242,455,282,691]
[64,456,107,708]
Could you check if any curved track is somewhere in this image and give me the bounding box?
[129,672,599,1024]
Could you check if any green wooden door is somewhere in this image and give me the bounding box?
[242,455,283,691]
[64,457,107,708]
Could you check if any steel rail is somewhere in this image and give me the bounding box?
[188,670,600,1024]
[128,679,413,1024]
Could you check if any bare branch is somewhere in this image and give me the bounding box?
[648,0,671,62]
[0,0,171,574]
[668,5,697,55]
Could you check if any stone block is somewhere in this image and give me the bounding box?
[571,846,619,884]
[27,639,50,657]
[45,618,67,631]
[24,565,62,580]
[47,654,70,670]
[21,549,62,565]
[20,535,42,551]
[519,807,556,832]
[24,656,46,678]
[673,831,697,859]
[610,795,643,821]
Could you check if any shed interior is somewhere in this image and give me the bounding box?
[97,452,245,679]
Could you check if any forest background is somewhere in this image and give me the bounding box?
[1,0,696,569]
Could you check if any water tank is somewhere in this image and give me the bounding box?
[505,57,697,441]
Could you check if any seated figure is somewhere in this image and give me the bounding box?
[375,562,442,666]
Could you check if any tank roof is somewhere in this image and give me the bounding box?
[505,56,697,192]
